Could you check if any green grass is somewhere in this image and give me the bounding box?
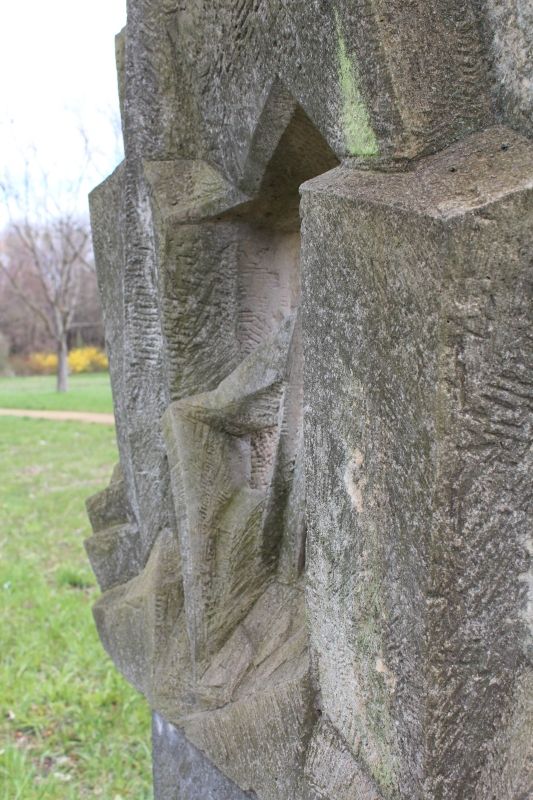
[0,418,152,799]
[0,374,113,414]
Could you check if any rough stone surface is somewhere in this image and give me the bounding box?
[152,713,254,800]
[302,128,533,799]
[484,0,533,135]
[87,2,532,798]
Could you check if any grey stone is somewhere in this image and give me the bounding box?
[86,463,130,533]
[84,522,141,592]
[86,2,533,798]
[484,0,533,136]
[85,463,142,591]
[302,127,533,799]
[302,718,383,800]
[152,713,254,800]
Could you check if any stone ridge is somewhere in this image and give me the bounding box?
[302,127,533,220]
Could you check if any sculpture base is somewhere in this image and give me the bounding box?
[152,713,254,800]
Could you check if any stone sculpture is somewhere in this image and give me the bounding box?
[87,3,532,798]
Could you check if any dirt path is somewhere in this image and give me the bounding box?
[0,408,115,425]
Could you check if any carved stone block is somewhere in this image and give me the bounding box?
[302,127,533,799]
[87,2,532,798]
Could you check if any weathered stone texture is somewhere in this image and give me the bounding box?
[152,714,254,800]
[302,127,532,799]
[87,2,532,798]
[484,0,533,135]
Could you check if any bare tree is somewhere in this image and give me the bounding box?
[0,215,94,391]
[0,111,122,390]
[0,129,103,392]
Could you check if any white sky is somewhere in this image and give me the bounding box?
[0,0,127,226]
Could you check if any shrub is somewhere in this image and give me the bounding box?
[27,351,58,374]
[68,346,109,373]
[24,347,109,375]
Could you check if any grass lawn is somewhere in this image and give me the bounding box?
[0,418,152,799]
[0,374,113,414]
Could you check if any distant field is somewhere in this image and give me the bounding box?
[0,418,151,799]
[0,373,113,414]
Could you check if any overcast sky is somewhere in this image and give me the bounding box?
[0,0,127,225]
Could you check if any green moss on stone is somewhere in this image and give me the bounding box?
[335,12,379,157]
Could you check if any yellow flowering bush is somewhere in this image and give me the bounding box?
[26,347,108,374]
[27,351,58,374]
[68,347,109,373]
